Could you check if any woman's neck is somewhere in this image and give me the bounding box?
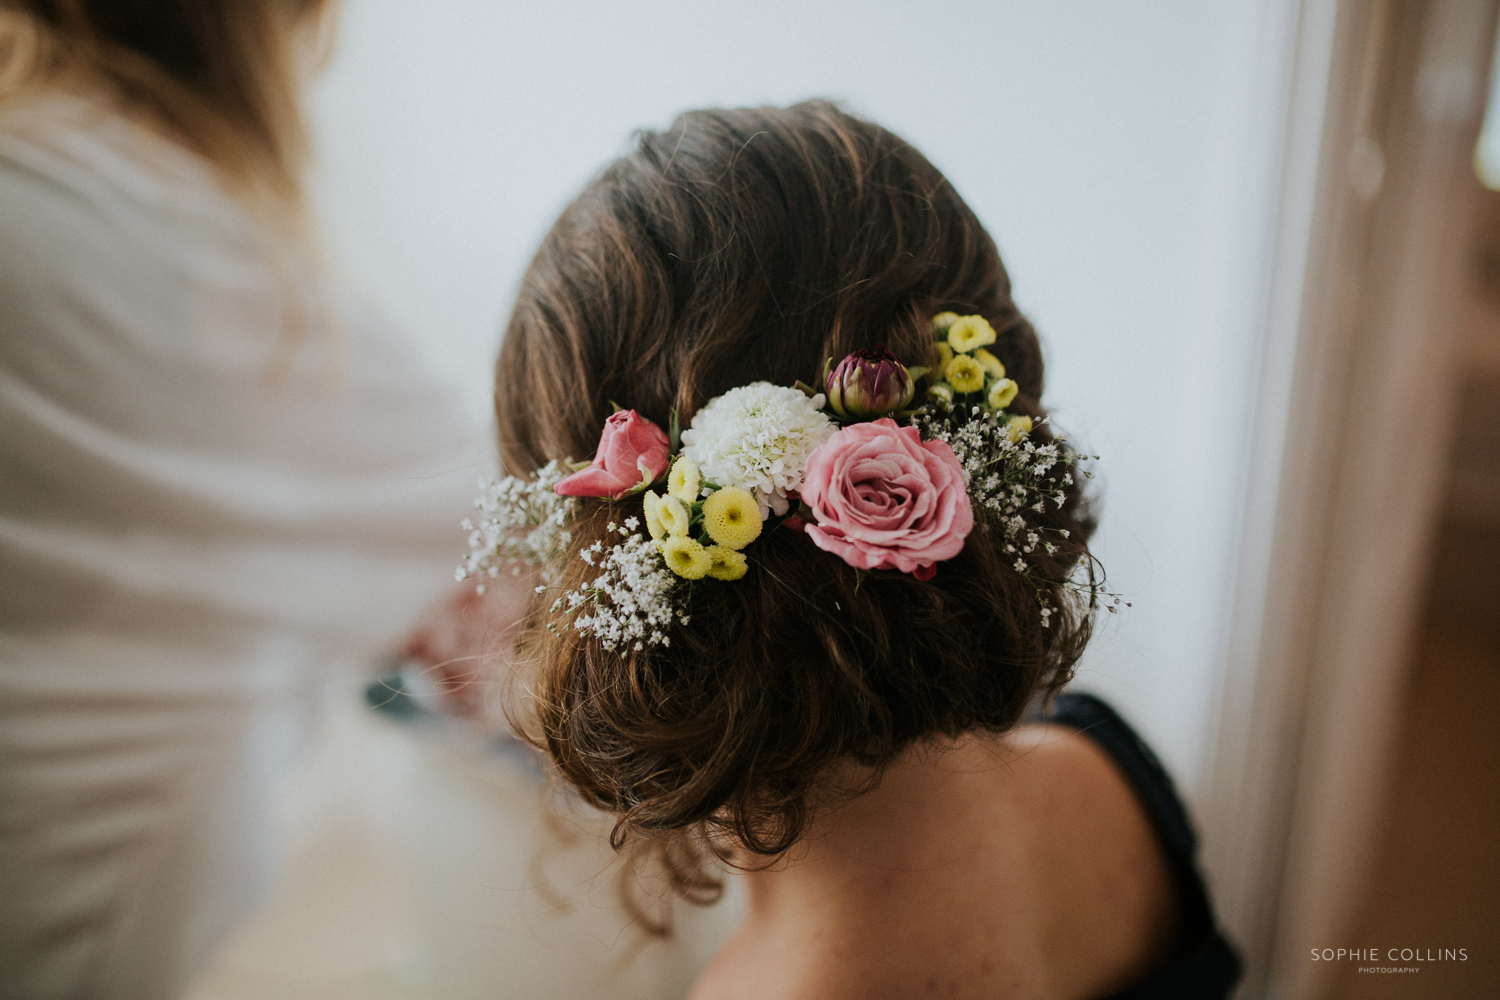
[736,735,1025,917]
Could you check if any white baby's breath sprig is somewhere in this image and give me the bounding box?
[458,460,575,592]
[560,519,690,652]
[460,466,692,650]
[915,400,1123,622]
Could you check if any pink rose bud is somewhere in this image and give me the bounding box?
[553,410,670,499]
[826,345,915,420]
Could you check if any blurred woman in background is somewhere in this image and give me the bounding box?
[0,2,479,996]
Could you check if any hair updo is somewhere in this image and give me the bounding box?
[495,100,1099,920]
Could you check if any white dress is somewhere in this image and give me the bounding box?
[0,92,482,999]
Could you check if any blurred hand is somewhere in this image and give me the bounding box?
[393,571,533,724]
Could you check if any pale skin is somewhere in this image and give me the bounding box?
[688,724,1180,1000]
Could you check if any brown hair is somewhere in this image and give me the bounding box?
[497,101,1099,927]
[0,0,333,211]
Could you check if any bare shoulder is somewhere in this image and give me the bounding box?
[992,724,1181,998]
[688,726,1183,1000]
[999,722,1154,824]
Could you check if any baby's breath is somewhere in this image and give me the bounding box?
[561,521,689,652]
[915,403,1075,534]
[461,466,691,650]
[458,460,574,592]
[916,400,1121,622]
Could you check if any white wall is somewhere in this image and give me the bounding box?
[307,0,1297,798]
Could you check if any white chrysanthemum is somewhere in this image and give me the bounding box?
[680,382,835,517]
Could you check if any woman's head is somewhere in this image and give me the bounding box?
[497,101,1097,911]
[0,0,334,209]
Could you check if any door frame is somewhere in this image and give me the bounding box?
[1201,1,1496,996]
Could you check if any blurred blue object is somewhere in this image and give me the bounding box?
[364,659,442,722]
[363,658,541,774]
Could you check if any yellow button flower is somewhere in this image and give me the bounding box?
[701,486,761,549]
[946,314,997,354]
[1005,414,1033,442]
[659,495,691,537]
[987,377,1019,411]
[705,545,748,581]
[973,348,1005,379]
[661,536,711,579]
[927,382,954,404]
[643,490,666,540]
[935,342,954,371]
[931,311,960,334]
[667,454,700,502]
[944,354,986,394]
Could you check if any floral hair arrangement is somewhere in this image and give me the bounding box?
[460,314,1107,651]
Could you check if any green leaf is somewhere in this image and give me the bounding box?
[620,466,657,496]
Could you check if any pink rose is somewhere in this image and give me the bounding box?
[800,418,973,578]
[553,410,670,498]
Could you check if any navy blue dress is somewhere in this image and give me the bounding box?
[1039,694,1242,1000]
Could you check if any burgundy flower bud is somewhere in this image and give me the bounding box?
[825,345,915,420]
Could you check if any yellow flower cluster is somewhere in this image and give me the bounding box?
[644,456,757,581]
[926,312,1022,423]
